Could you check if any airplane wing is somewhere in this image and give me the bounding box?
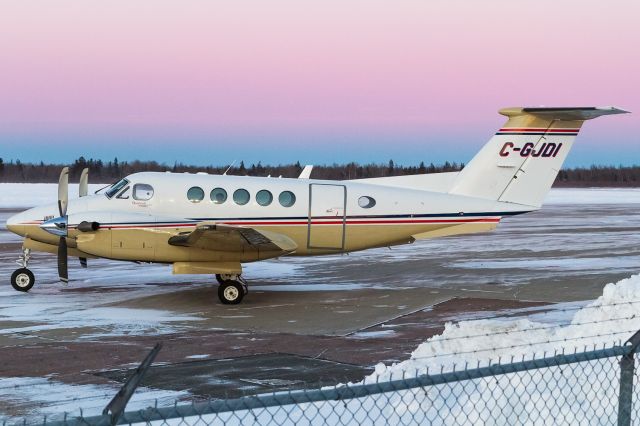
[168,222,298,254]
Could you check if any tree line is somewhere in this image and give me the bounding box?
[0,157,638,187]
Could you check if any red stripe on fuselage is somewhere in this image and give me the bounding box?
[104,218,500,229]
[499,128,579,132]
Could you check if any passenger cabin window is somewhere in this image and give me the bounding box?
[133,183,154,201]
[279,191,296,207]
[210,188,227,204]
[358,196,376,209]
[233,189,250,205]
[105,178,129,199]
[187,186,205,203]
[256,190,273,206]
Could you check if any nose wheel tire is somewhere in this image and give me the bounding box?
[11,268,35,292]
[218,281,244,305]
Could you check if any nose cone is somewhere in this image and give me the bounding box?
[6,212,26,236]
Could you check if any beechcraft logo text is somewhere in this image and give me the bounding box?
[499,142,563,158]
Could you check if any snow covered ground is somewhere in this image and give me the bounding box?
[544,187,640,205]
[0,183,105,208]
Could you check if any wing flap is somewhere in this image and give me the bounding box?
[168,223,297,253]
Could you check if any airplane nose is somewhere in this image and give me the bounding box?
[6,212,26,236]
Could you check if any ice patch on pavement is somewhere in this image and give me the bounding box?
[254,283,368,292]
[452,256,640,271]
[0,260,207,339]
[348,330,397,339]
[242,259,306,280]
[0,306,202,339]
[185,354,210,360]
[0,376,188,422]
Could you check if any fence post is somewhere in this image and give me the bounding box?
[103,342,162,426]
[618,330,640,426]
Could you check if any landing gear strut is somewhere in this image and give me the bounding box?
[11,248,35,292]
[215,274,248,305]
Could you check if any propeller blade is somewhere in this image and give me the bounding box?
[58,167,69,217]
[79,257,87,268]
[58,237,68,283]
[79,168,89,197]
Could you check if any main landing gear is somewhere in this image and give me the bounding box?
[11,248,35,292]
[215,274,248,305]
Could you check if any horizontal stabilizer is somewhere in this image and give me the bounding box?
[500,106,629,121]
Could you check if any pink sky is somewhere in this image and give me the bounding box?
[0,0,638,166]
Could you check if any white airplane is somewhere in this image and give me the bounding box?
[6,107,628,304]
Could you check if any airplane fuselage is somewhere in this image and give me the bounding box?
[7,172,530,265]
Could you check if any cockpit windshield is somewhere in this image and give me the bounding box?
[105,178,130,199]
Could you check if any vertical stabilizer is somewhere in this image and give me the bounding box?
[449,107,628,207]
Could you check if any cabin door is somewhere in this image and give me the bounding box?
[307,183,346,250]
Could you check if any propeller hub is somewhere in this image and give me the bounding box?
[40,216,68,237]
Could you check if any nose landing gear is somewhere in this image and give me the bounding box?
[215,274,248,305]
[11,248,35,292]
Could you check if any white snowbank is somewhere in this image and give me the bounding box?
[0,183,105,208]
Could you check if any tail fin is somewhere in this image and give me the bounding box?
[449,106,628,207]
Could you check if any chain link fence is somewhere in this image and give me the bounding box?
[14,337,640,426]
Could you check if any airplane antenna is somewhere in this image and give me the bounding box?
[223,160,236,175]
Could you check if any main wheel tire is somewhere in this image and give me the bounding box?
[11,268,35,292]
[218,281,244,305]
[216,274,238,285]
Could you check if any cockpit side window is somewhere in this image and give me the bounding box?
[133,183,154,201]
[105,178,130,199]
